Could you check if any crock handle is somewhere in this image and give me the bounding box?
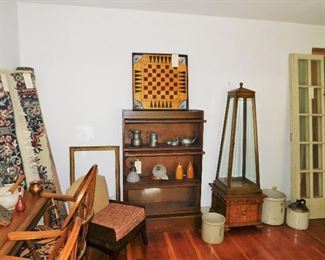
[298,199,306,206]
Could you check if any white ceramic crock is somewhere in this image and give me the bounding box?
[262,189,286,226]
[202,212,225,244]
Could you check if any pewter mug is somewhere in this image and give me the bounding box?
[149,132,158,147]
[129,129,143,147]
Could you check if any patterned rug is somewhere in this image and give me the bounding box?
[0,68,66,218]
[9,69,60,192]
[0,73,24,184]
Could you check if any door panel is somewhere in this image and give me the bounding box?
[290,54,325,218]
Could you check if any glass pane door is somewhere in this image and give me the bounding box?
[290,54,325,218]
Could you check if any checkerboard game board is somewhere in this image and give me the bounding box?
[132,53,188,110]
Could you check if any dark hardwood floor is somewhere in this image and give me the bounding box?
[88,219,325,259]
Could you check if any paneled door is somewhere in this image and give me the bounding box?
[290,54,325,218]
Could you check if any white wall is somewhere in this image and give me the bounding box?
[0,2,19,69]
[17,3,325,206]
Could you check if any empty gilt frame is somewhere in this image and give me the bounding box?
[69,146,120,201]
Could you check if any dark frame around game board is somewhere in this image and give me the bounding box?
[132,52,189,110]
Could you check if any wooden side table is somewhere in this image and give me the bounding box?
[0,191,49,255]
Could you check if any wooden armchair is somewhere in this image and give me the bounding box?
[4,217,83,260]
[6,165,97,259]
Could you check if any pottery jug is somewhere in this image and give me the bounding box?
[175,162,184,180]
[129,129,143,147]
[187,161,194,179]
[286,199,309,230]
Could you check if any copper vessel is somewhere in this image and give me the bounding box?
[29,181,43,195]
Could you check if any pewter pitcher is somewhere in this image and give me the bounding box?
[129,129,143,147]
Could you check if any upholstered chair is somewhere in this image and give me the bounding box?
[67,171,147,259]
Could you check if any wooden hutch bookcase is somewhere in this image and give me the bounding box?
[122,110,205,233]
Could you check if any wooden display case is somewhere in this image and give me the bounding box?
[122,110,205,233]
[210,84,265,229]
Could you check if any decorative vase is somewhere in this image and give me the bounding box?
[187,161,194,179]
[175,162,183,180]
[15,188,26,212]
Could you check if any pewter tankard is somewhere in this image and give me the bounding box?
[149,132,158,147]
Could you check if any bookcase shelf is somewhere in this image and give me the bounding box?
[122,110,205,233]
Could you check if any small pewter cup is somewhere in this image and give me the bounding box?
[29,181,43,195]
[149,132,158,147]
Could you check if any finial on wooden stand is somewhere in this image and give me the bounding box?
[239,82,243,88]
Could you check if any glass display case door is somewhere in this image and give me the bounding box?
[290,54,325,218]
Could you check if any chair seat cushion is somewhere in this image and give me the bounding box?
[91,203,145,241]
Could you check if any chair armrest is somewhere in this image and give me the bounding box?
[8,229,63,241]
[109,199,145,209]
[41,191,75,202]
[0,256,24,259]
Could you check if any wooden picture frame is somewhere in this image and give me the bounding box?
[69,146,120,201]
[132,52,189,110]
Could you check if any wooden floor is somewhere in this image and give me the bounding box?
[89,219,325,260]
